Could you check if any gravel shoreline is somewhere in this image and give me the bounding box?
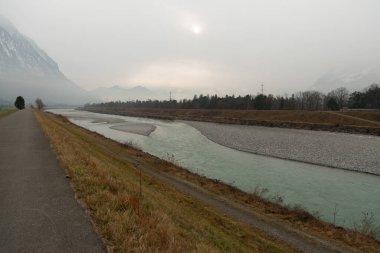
[110,123,156,136]
[185,121,380,175]
[64,113,157,136]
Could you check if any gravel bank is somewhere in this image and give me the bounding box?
[185,121,380,175]
[61,112,157,136]
[110,123,156,136]
[69,115,125,124]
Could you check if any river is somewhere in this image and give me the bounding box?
[49,109,380,232]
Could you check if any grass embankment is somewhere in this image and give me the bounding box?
[33,110,298,253]
[0,108,16,118]
[84,108,380,135]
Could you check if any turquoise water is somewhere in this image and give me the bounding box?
[50,109,380,231]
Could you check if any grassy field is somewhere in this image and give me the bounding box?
[34,110,380,253]
[0,108,16,118]
[84,108,380,135]
[34,110,300,253]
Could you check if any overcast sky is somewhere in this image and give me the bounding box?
[1,0,380,95]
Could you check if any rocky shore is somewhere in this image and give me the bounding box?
[110,123,156,136]
[186,121,380,175]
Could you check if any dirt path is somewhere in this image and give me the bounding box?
[102,147,357,253]
[328,111,380,126]
[0,109,105,252]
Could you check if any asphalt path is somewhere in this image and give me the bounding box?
[0,109,105,253]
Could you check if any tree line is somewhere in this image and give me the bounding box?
[85,84,380,111]
[13,96,45,110]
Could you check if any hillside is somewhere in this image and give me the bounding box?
[0,15,94,105]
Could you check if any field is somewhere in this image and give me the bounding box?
[83,108,380,135]
[0,108,16,118]
[34,110,380,252]
[339,111,380,123]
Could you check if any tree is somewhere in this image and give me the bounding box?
[304,91,323,110]
[14,96,25,110]
[348,91,365,109]
[294,91,323,110]
[326,97,339,110]
[35,98,45,110]
[365,84,380,109]
[328,87,349,109]
[348,84,380,109]
[253,94,267,110]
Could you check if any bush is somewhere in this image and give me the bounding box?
[355,212,380,238]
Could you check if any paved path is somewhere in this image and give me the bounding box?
[0,109,105,253]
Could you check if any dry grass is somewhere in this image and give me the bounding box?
[34,110,297,253]
[0,108,16,118]
[84,108,380,135]
[340,111,380,124]
[84,108,380,127]
[153,159,380,253]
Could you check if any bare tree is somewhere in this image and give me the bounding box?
[35,98,45,110]
[328,87,349,109]
[294,91,305,110]
[294,91,324,110]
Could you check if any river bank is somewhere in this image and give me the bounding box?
[50,109,380,235]
[82,107,380,136]
[185,121,380,175]
[40,109,380,252]
[81,107,380,174]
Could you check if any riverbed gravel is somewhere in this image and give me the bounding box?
[185,121,380,175]
[110,123,156,136]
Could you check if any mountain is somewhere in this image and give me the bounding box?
[0,15,94,105]
[312,68,380,92]
[0,98,11,107]
[91,85,160,101]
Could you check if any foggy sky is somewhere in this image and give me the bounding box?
[1,0,380,95]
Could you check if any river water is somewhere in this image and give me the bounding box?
[49,109,380,231]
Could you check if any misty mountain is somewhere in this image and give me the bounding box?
[0,98,11,107]
[312,68,380,92]
[0,15,94,105]
[91,85,162,101]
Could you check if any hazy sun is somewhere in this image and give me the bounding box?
[192,25,202,35]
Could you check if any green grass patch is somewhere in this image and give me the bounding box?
[0,108,16,118]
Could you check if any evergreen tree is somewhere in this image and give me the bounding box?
[327,97,339,111]
[14,96,25,110]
